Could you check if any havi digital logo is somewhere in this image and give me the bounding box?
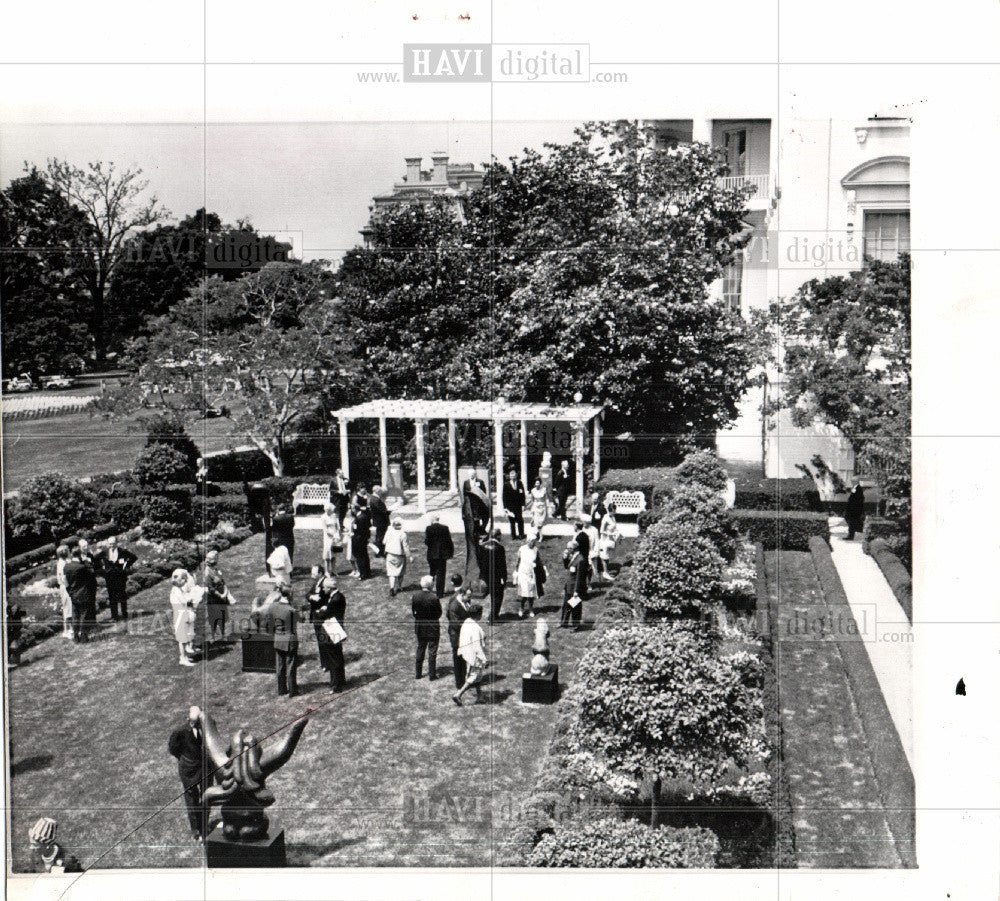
[403,44,491,82]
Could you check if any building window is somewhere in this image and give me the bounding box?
[723,129,748,177]
[863,211,910,262]
[722,260,743,314]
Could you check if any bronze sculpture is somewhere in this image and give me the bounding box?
[200,711,309,842]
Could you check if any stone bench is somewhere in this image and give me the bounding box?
[603,490,647,518]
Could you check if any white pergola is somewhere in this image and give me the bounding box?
[332,399,605,514]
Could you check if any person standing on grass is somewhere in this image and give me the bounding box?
[424,513,454,598]
[583,517,601,588]
[369,487,391,557]
[384,517,412,597]
[342,505,358,577]
[589,491,607,530]
[502,468,526,539]
[64,546,97,643]
[599,503,619,581]
[453,603,488,706]
[271,507,296,564]
[308,573,347,693]
[169,569,202,666]
[845,482,866,540]
[55,544,73,639]
[255,583,298,697]
[552,459,572,520]
[267,540,293,591]
[527,478,550,540]
[411,575,442,680]
[478,529,508,624]
[446,577,470,689]
[352,504,373,580]
[514,536,539,619]
[202,550,233,644]
[321,502,341,576]
[560,540,587,630]
[93,536,137,626]
[168,706,210,843]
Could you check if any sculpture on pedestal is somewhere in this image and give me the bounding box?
[201,713,308,842]
[530,618,551,676]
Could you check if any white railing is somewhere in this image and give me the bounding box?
[717,174,772,197]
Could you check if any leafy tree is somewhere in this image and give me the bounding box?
[40,159,168,366]
[0,169,92,377]
[6,473,99,540]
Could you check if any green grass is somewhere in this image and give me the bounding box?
[7,529,631,870]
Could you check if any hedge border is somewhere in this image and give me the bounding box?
[731,510,830,551]
[867,539,912,624]
[808,536,916,868]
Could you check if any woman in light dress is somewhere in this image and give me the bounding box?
[321,502,342,576]
[169,569,204,667]
[383,517,412,596]
[527,478,550,540]
[341,506,357,576]
[55,544,73,639]
[514,536,541,618]
[599,503,619,581]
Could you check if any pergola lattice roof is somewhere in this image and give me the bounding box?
[333,399,604,422]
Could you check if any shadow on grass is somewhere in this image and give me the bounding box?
[11,754,54,777]
[287,835,366,864]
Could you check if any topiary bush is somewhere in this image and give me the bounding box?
[731,510,829,551]
[527,817,719,868]
[6,473,99,541]
[675,449,728,493]
[631,518,725,619]
[144,414,201,473]
[660,481,740,563]
[733,476,822,512]
[141,488,195,541]
[134,443,195,490]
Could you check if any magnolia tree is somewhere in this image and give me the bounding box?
[103,262,374,476]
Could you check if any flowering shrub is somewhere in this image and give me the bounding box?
[527,817,719,868]
[141,490,195,541]
[6,473,100,540]
[631,518,724,618]
[716,539,758,606]
[675,449,729,493]
[561,622,770,802]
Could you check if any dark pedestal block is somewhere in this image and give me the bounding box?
[206,825,286,868]
[522,665,559,704]
[241,634,275,673]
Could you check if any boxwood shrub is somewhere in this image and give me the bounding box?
[631,519,725,619]
[659,482,740,563]
[527,817,719,868]
[192,495,254,531]
[731,510,830,551]
[868,538,912,623]
[734,477,822,512]
[675,450,729,492]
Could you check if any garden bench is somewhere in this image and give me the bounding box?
[291,482,331,515]
[603,490,647,518]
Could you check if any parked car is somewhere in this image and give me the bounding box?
[42,374,76,389]
[3,375,35,393]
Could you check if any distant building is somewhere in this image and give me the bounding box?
[361,153,486,245]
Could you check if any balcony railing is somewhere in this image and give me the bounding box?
[717,174,771,197]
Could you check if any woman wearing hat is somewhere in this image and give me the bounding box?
[383,517,412,597]
[169,570,203,667]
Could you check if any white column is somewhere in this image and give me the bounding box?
[574,421,586,517]
[338,418,350,482]
[415,419,427,513]
[593,414,602,484]
[519,420,529,489]
[692,117,713,144]
[447,418,458,493]
[378,416,389,489]
[493,419,505,515]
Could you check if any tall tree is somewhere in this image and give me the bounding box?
[41,159,168,366]
[0,169,92,377]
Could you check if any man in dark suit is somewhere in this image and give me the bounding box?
[63,548,97,643]
[351,504,372,579]
[552,459,572,520]
[93,536,137,624]
[369,488,391,557]
[445,577,470,688]
[271,507,296,564]
[424,514,455,598]
[478,529,508,624]
[411,575,442,680]
[502,469,526,539]
[589,492,607,529]
[168,706,210,842]
[308,574,347,693]
[573,519,591,564]
[461,475,490,576]
[258,585,299,696]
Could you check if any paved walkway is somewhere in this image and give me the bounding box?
[828,518,913,769]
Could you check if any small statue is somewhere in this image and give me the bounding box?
[201,712,308,842]
[28,817,82,873]
[539,451,553,495]
[530,618,551,676]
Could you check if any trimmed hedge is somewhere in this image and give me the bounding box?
[526,817,719,868]
[868,538,912,623]
[192,495,255,531]
[862,516,903,548]
[731,510,830,551]
[733,477,823,513]
[596,467,675,505]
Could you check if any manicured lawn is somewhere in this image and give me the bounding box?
[7,528,631,870]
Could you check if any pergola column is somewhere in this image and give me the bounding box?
[593,414,602,484]
[447,418,458,493]
[493,419,505,515]
[415,418,427,513]
[519,419,529,489]
[378,415,389,489]
[338,417,351,482]
[574,420,586,517]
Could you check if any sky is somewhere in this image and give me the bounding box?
[0,120,581,264]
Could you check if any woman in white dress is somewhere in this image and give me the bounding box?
[55,545,73,639]
[321,503,341,576]
[515,537,540,618]
[528,479,550,540]
[383,517,412,597]
[342,507,357,576]
[599,503,619,581]
[169,569,203,666]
